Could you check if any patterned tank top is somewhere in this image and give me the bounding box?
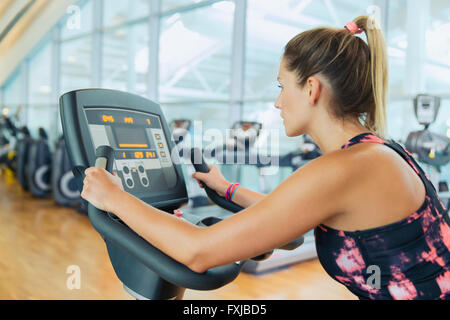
[314,132,450,300]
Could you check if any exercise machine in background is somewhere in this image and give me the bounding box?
[169,119,191,148]
[169,119,211,208]
[210,121,262,164]
[51,136,82,208]
[27,128,52,198]
[16,126,32,190]
[0,108,22,175]
[0,116,18,168]
[405,94,450,213]
[208,121,267,192]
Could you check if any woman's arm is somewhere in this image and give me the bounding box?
[225,187,266,208]
[193,166,267,208]
[81,150,354,274]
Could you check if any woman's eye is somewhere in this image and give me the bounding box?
[278,85,283,90]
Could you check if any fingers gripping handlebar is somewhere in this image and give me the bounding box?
[190,148,304,260]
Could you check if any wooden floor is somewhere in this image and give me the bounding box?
[0,171,356,300]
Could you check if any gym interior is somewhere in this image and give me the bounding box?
[0,0,449,301]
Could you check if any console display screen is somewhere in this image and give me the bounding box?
[83,107,178,194]
[114,126,151,149]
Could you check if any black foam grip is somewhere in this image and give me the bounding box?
[278,236,304,251]
[94,146,120,220]
[72,166,86,192]
[191,148,211,173]
[95,145,114,172]
[190,148,243,213]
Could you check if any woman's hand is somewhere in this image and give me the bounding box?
[81,167,124,212]
[192,165,231,197]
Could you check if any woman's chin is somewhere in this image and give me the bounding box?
[285,128,295,137]
[284,125,303,137]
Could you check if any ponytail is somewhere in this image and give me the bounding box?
[354,16,389,138]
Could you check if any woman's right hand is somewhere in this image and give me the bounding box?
[192,165,231,197]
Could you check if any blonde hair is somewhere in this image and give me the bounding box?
[283,15,389,138]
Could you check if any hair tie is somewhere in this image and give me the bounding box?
[345,22,363,35]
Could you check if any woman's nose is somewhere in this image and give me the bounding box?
[274,95,281,109]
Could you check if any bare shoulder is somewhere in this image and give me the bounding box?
[320,142,426,230]
[342,142,423,188]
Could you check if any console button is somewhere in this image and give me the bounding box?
[123,166,130,174]
[138,165,145,173]
[141,177,149,186]
[126,178,133,188]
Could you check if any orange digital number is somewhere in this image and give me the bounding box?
[146,119,151,125]
[124,117,134,124]
[122,152,126,159]
[102,115,115,123]
[134,152,144,159]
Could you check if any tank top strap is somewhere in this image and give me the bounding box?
[341,132,388,150]
[386,139,438,197]
[341,132,438,198]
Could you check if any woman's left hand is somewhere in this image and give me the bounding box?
[81,167,124,212]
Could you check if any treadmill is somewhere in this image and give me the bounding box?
[60,89,304,300]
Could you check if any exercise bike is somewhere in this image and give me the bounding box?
[0,114,21,175]
[26,128,52,198]
[405,94,450,213]
[60,89,305,300]
[51,136,82,208]
[0,117,17,166]
[16,126,32,190]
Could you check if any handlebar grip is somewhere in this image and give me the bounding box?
[279,236,305,251]
[72,165,87,194]
[191,148,243,213]
[250,251,274,262]
[191,147,210,173]
[94,146,119,220]
[95,145,114,172]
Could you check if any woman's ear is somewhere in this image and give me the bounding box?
[306,76,322,106]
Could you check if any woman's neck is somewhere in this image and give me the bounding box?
[307,120,371,155]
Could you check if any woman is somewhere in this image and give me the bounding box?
[81,16,450,300]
